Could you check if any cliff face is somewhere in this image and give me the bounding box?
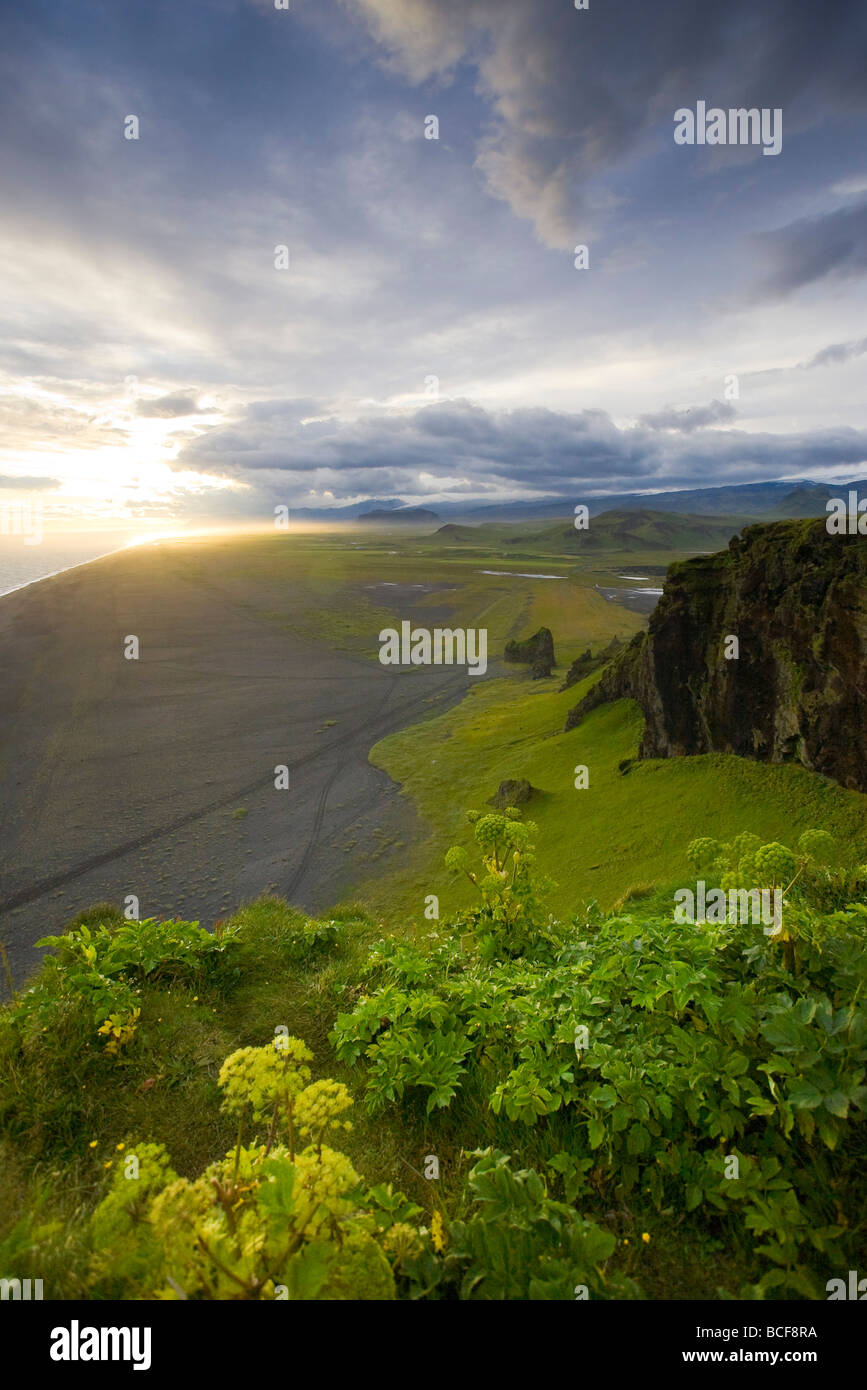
[504,627,555,678]
[566,519,867,792]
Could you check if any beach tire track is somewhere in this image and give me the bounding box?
[0,670,468,919]
[281,755,345,901]
[282,675,398,900]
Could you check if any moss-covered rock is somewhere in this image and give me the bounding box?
[560,635,622,690]
[488,778,536,810]
[504,627,555,678]
[566,518,867,792]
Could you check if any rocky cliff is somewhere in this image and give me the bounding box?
[504,627,555,678]
[566,518,867,792]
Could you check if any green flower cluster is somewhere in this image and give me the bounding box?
[218,1038,312,1123]
[84,1036,436,1300]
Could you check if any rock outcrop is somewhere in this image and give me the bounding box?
[488,778,536,809]
[561,636,622,690]
[504,627,555,678]
[566,519,867,792]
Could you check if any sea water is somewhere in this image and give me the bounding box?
[0,531,141,597]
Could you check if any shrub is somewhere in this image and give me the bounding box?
[231,898,343,969]
[10,916,239,1062]
[86,1036,437,1300]
[445,1150,640,1300]
[332,825,867,1296]
[444,809,558,958]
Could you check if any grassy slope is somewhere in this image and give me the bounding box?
[364,671,867,923]
[0,902,430,1297]
[509,509,757,554]
[187,527,866,923]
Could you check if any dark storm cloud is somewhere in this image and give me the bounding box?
[755,202,867,299]
[177,397,867,499]
[639,400,737,432]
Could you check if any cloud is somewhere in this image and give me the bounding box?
[175,395,867,503]
[639,399,737,431]
[831,176,867,196]
[344,0,867,248]
[802,336,867,368]
[135,393,216,418]
[0,474,59,489]
[2,0,867,520]
[754,201,867,299]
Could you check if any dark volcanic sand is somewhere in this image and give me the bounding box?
[0,542,472,988]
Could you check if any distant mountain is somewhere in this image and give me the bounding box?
[774,483,866,517]
[586,480,861,520]
[291,498,406,520]
[484,508,754,554]
[456,480,867,522]
[553,508,756,552]
[432,523,484,541]
[424,508,755,555]
[356,507,440,524]
[287,479,867,525]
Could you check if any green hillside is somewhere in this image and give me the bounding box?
[363,667,867,922]
[523,508,756,554]
[423,509,755,563]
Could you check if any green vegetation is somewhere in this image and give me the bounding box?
[85,1038,439,1301]
[338,817,867,1298]
[500,509,756,557]
[1,524,865,1300]
[1,814,865,1300]
[365,676,867,923]
[161,524,645,669]
[427,509,756,562]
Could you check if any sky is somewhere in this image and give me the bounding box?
[1,0,867,527]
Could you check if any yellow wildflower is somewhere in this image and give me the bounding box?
[291,1146,361,1235]
[382,1222,423,1262]
[295,1079,353,1139]
[218,1040,313,1122]
[430,1209,446,1253]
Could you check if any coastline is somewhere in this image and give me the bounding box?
[0,537,147,601]
[0,536,473,989]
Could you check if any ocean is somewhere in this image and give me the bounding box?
[0,531,143,597]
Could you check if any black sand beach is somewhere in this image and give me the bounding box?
[0,539,471,988]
